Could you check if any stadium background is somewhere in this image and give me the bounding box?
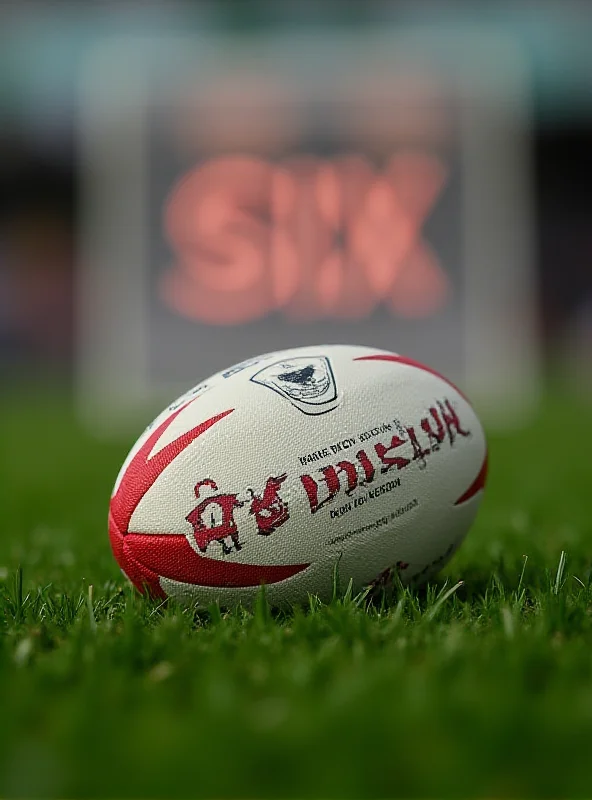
[1,1,591,405]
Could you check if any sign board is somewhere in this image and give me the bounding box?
[78,32,538,431]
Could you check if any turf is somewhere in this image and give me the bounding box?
[1,387,592,798]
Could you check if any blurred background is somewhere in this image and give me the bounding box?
[1,0,591,433]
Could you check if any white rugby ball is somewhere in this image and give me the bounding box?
[109,344,487,606]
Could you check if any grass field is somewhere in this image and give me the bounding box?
[1,386,592,798]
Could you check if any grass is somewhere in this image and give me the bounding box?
[1,386,592,798]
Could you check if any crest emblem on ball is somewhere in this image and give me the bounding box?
[251,356,339,415]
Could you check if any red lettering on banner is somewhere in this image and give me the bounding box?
[161,152,449,323]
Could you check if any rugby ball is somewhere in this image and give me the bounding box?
[109,344,487,606]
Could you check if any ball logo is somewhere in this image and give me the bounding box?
[251,356,339,415]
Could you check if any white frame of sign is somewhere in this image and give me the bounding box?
[77,32,538,433]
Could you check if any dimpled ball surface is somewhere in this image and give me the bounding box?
[109,344,487,606]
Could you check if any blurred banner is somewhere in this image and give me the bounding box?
[77,31,538,431]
